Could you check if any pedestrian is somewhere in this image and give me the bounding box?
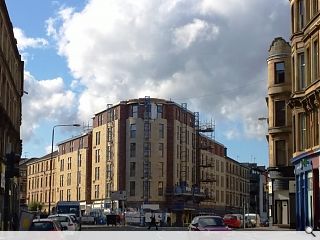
[148,212,158,230]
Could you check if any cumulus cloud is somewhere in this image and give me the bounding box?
[21,72,77,141]
[46,0,290,139]
[13,27,48,51]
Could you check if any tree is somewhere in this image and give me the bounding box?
[28,202,43,212]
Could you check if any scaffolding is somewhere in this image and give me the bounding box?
[179,103,188,188]
[106,107,115,202]
[194,112,216,201]
[143,96,151,203]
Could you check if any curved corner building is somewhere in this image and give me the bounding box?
[267,37,295,228]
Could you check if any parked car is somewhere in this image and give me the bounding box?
[260,217,269,227]
[48,214,79,231]
[245,214,260,228]
[189,216,231,231]
[29,218,66,231]
[223,214,243,228]
[81,215,95,225]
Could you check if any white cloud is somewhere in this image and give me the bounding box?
[21,72,77,141]
[173,19,219,49]
[198,0,247,16]
[13,28,48,51]
[45,145,58,154]
[46,0,290,139]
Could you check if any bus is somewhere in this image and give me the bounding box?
[55,201,82,228]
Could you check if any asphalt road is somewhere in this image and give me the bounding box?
[82,224,187,231]
[81,224,292,231]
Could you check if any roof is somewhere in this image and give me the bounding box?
[26,151,59,165]
[56,131,91,146]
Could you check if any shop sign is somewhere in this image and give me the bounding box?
[296,158,311,172]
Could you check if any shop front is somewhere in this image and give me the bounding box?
[293,151,320,230]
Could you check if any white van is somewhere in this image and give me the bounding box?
[245,214,260,227]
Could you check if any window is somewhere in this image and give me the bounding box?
[299,112,307,150]
[275,140,286,166]
[275,100,286,126]
[70,141,74,152]
[221,176,224,187]
[144,142,151,157]
[313,40,319,82]
[106,183,111,198]
[67,173,71,186]
[130,124,136,138]
[95,149,100,163]
[130,162,136,177]
[77,171,81,184]
[275,62,285,84]
[313,0,318,16]
[298,52,306,90]
[77,187,81,200]
[159,162,164,177]
[79,137,84,149]
[94,185,99,199]
[67,157,72,170]
[159,143,164,157]
[78,154,82,167]
[95,131,100,145]
[67,189,71,201]
[144,123,151,139]
[97,114,103,126]
[130,181,135,196]
[298,0,304,30]
[59,190,63,201]
[315,109,319,146]
[60,175,64,187]
[131,105,138,118]
[177,126,180,140]
[95,167,100,180]
[130,143,136,158]
[158,182,163,196]
[216,190,219,202]
[157,105,163,118]
[159,124,164,138]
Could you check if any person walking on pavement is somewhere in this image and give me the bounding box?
[148,212,158,230]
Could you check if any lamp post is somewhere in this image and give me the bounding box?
[48,124,81,215]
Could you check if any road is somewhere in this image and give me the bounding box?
[81,224,292,231]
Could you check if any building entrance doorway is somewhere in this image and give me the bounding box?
[275,200,288,224]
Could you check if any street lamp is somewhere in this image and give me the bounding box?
[48,124,81,215]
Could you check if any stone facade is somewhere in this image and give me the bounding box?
[0,1,24,230]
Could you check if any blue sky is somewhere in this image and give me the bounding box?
[5,0,290,166]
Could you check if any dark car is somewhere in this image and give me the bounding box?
[189,216,231,231]
[29,218,67,231]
